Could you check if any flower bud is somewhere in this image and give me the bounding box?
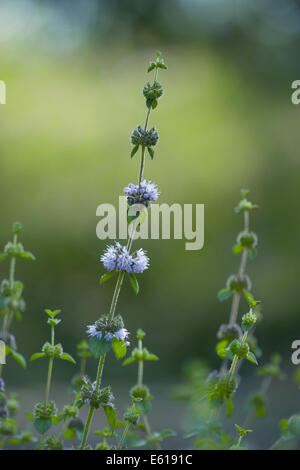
[63,404,79,419]
[33,401,57,419]
[242,312,257,331]
[46,435,63,450]
[124,406,139,426]
[131,126,159,148]
[230,339,249,358]
[237,231,258,249]
[130,385,150,401]
[226,274,251,292]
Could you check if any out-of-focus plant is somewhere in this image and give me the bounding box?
[116,329,176,450]
[173,191,292,450]
[0,222,35,449]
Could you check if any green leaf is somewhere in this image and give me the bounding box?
[129,273,139,295]
[122,357,135,366]
[159,429,176,439]
[0,253,7,261]
[33,417,52,435]
[60,353,76,364]
[26,413,34,422]
[145,354,159,361]
[47,317,61,327]
[151,99,158,109]
[20,251,35,260]
[246,352,258,365]
[234,424,252,437]
[103,406,116,431]
[52,415,64,425]
[146,98,153,109]
[226,398,234,417]
[112,338,127,360]
[216,340,229,359]
[64,427,76,440]
[131,145,139,158]
[147,63,156,73]
[100,270,116,284]
[217,288,233,302]
[89,336,112,358]
[7,348,26,368]
[45,309,61,318]
[147,147,155,160]
[30,352,46,361]
[136,399,152,415]
[233,244,243,255]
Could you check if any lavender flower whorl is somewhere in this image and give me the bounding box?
[101,242,149,274]
[124,180,159,208]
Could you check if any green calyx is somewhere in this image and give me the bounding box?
[34,401,57,420]
[124,406,140,426]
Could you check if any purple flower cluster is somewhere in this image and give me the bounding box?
[101,242,149,274]
[124,180,159,208]
[87,324,130,345]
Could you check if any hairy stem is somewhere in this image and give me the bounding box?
[117,422,130,449]
[45,326,55,404]
[228,210,249,327]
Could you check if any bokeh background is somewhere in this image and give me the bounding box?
[1,0,300,449]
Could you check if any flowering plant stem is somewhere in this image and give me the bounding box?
[79,58,161,450]
[45,325,55,404]
[0,234,17,349]
[228,331,248,380]
[229,210,249,327]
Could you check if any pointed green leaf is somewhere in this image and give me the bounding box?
[0,253,7,261]
[131,145,139,158]
[89,336,112,358]
[20,251,35,260]
[112,338,127,360]
[129,273,139,295]
[8,348,26,368]
[145,354,159,361]
[60,353,76,364]
[30,352,46,361]
[147,147,154,160]
[246,352,258,365]
[122,357,135,366]
[34,417,52,435]
[100,269,116,284]
[146,98,153,109]
[103,405,116,431]
[217,288,233,302]
[159,429,176,439]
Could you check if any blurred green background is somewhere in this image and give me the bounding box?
[1,0,300,449]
